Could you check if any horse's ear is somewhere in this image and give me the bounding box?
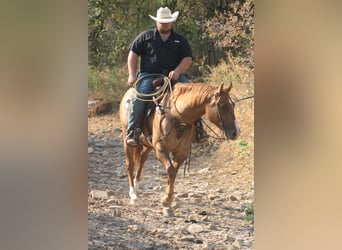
[223,83,233,93]
[215,84,224,100]
[218,83,224,93]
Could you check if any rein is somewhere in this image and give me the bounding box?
[234,94,254,104]
[132,74,173,102]
[199,119,224,140]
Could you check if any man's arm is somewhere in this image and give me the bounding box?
[169,56,192,81]
[127,51,139,87]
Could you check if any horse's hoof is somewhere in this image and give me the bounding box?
[161,196,172,207]
[129,199,137,206]
[163,208,174,217]
[129,187,138,200]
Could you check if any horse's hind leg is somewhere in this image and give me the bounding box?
[123,143,138,201]
[133,146,152,195]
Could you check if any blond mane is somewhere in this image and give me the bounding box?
[171,83,216,106]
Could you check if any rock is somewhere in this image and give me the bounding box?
[203,242,216,250]
[142,191,154,196]
[224,233,235,242]
[209,195,219,200]
[90,190,108,199]
[127,224,140,232]
[176,192,188,198]
[171,202,180,209]
[189,193,202,199]
[179,236,195,242]
[232,239,242,249]
[198,167,210,174]
[230,195,239,201]
[198,210,207,216]
[88,147,94,154]
[106,198,117,204]
[95,142,104,147]
[187,224,203,234]
[201,215,209,221]
[92,240,105,247]
[106,189,115,196]
[185,219,197,224]
[193,198,202,203]
[104,159,112,166]
[194,239,203,244]
[109,205,122,217]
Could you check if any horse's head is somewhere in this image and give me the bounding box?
[206,83,240,140]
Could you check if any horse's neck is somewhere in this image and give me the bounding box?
[168,85,211,123]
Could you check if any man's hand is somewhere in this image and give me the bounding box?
[168,70,179,81]
[127,75,137,87]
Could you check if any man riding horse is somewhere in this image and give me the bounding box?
[125,6,208,147]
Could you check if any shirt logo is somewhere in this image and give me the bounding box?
[174,40,180,43]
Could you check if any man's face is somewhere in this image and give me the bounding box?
[157,22,173,34]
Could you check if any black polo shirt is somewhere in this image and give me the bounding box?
[130,29,192,74]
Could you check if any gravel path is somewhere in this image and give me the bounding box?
[88,112,254,249]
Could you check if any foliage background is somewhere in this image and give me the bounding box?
[88,0,254,117]
[88,0,254,72]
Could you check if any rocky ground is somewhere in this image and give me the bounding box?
[88,108,254,250]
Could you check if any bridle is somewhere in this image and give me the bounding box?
[199,93,235,141]
[202,93,254,140]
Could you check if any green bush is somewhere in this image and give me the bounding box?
[244,203,254,222]
[88,66,128,102]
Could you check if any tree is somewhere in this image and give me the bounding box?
[88,0,254,72]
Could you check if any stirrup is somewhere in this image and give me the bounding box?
[126,128,140,147]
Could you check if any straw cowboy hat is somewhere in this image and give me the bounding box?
[149,7,179,23]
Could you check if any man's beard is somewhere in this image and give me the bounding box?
[159,28,171,34]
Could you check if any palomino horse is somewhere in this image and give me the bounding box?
[119,81,240,211]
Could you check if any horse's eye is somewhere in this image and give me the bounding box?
[219,103,226,109]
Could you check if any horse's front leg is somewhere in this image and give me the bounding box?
[155,144,178,207]
[163,162,179,207]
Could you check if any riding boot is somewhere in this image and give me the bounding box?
[126,128,141,147]
[194,119,209,143]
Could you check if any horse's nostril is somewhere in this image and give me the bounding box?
[230,130,240,140]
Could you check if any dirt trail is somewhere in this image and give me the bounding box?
[88,111,254,250]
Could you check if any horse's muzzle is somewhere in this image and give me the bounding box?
[226,129,239,140]
[225,120,240,140]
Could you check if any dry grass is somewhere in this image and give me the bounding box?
[201,57,254,187]
[88,66,128,104]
